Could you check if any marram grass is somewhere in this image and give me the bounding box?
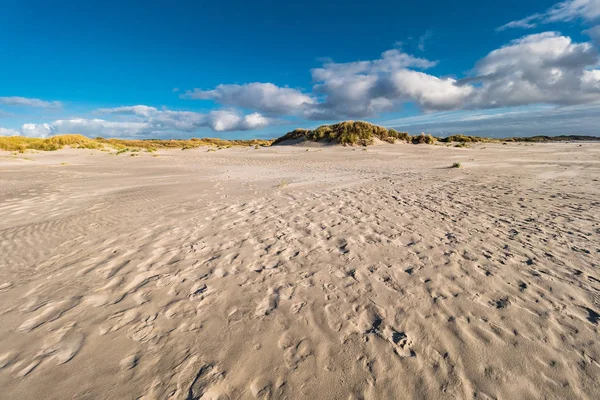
[0,135,272,153]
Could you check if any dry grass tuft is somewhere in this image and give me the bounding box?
[411,133,436,145]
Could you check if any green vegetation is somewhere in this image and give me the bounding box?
[451,162,462,168]
[272,122,600,147]
[0,135,273,153]
[411,133,436,145]
[0,134,102,152]
[272,121,411,146]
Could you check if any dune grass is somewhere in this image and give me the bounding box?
[0,135,272,153]
[0,135,102,152]
[272,121,412,146]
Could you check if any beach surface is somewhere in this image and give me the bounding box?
[0,142,599,399]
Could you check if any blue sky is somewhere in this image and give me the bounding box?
[1,0,599,139]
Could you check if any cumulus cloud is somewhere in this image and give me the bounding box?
[5,105,272,138]
[308,32,600,117]
[464,32,600,108]
[0,127,19,136]
[0,96,62,108]
[181,83,315,115]
[498,0,600,31]
[96,105,271,133]
[305,49,453,118]
[179,33,600,120]
[206,110,269,131]
[20,123,56,137]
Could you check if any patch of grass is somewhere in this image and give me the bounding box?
[0,134,103,152]
[454,142,469,148]
[116,148,130,155]
[411,133,436,145]
[451,162,462,168]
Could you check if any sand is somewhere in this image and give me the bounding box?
[0,142,599,399]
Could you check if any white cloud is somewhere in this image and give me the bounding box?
[0,127,20,136]
[16,119,148,138]
[206,110,269,131]
[96,105,272,133]
[498,0,600,31]
[304,49,452,118]
[181,83,315,115]
[417,30,433,51]
[0,96,62,108]
[20,123,56,137]
[97,105,158,117]
[178,33,600,120]
[51,119,150,137]
[466,32,600,108]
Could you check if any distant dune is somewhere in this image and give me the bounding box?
[272,121,600,146]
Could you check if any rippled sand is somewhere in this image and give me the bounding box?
[0,142,599,399]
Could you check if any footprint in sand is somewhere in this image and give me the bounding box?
[255,288,279,316]
[250,377,271,398]
[39,328,85,365]
[120,353,138,370]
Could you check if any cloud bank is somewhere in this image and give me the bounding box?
[184,32,600,120]
[1,107,271,138]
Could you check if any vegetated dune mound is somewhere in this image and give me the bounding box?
[272,121,600,147]
[0,134,272,153]
[272,121,436,146]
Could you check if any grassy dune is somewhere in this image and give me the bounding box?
[0,135,272,153]
[273,121,600,146]
[272,121,425,146]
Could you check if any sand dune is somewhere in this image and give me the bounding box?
[0,143,599,399]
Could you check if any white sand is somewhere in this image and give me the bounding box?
[0,142,599,399]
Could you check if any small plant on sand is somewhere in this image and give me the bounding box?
[116,148,129,155]
[451,162,462,168]
[454,142,468,148]
[278,179,288,188]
